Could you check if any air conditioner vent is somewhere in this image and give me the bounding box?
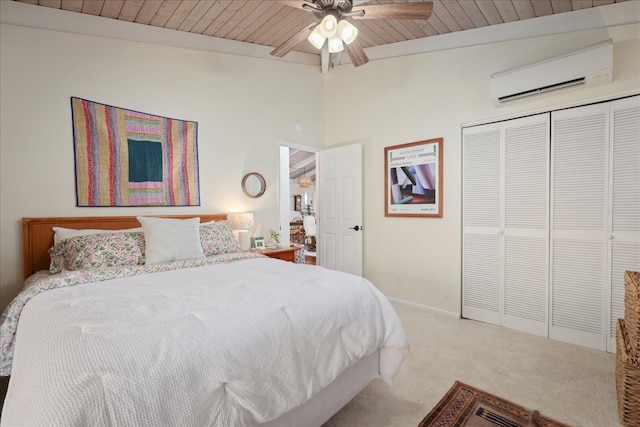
[498,77,586,103]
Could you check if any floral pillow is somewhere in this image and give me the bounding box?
[52,226,142,245]
[49,232,145,273]
[200,220,242,256]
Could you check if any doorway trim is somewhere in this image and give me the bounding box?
[277,140,318,251]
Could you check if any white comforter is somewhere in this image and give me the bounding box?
[1,257,408,426]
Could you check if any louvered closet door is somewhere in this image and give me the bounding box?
[608,96,640,352]
[462,114,549,333]
[502,115,550,337]
[463,123,502,326]
[550,103,609,350]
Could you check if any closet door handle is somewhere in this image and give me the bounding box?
[349,225,361,231]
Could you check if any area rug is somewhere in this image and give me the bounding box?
[418,381,572,427]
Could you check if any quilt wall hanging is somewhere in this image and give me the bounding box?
[71,97,200,207]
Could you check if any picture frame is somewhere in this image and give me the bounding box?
[294,194,302,211]
[384,138,443,218]
[251,236,265,249]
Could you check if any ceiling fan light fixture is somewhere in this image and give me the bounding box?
[327,35,344,53]
[307,26,326,50]
[337,20,358,44]
[319,15,338,38]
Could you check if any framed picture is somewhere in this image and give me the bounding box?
[384,138,443,218]
[251,236,265,249]
[293,194,302,211]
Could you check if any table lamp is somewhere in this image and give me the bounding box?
[230,212,255,251]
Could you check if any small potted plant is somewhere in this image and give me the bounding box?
[267,229,280,247]
[301,203,315,217]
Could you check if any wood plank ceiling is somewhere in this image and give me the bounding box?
[289,148,316,184]
[14,0,629,57]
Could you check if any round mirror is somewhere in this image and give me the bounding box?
[241,172,266,198]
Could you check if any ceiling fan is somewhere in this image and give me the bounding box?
[270,0,433,67]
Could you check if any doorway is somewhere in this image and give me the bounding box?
[279,144,318,265]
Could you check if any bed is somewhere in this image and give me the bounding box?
[0,215,409,426]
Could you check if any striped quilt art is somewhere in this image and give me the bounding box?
[71,97,200,207]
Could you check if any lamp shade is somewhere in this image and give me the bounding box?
[318,15,337,38]
[327,35,344,53]
[298,175,312,188]
[307,25,326,50]
[337,20,358,44]
[230,212,255,230]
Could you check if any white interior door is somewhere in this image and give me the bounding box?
[550,103,609,351]
[608,96,640,351]
[502,114,550,337]
[318,144,363,276]
[462,123,502,326]
[462,113,549,337]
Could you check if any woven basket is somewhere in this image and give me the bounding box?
[616,319,640,426]
[625,271,640,357]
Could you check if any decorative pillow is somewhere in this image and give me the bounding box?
[53,226,142,245]
[48,251,65,274]
[137,216,204,265]
[200,220,242,256]
[48,231,145,273]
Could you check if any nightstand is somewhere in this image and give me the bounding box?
[249,247,301,263]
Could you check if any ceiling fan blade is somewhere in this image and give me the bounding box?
[270,25,316,57]
[276,0,317,11]
[270,24,316,57]
[344,39,369,67]
[352,2,433,20]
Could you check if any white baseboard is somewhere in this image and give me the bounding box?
[387,297,460,319]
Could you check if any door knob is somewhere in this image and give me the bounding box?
[349,225,361,231]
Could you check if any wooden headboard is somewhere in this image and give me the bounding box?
[22,214,228,279]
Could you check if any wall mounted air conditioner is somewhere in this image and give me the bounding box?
[490,39,613,103]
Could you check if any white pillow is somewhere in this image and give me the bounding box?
[53,226,142,245]
[137,216,205,265]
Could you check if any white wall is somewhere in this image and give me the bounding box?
[324,24,640,314]
[1,3,638,317]
[0,23,324,310]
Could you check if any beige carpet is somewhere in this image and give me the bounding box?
[323,303,618,427]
